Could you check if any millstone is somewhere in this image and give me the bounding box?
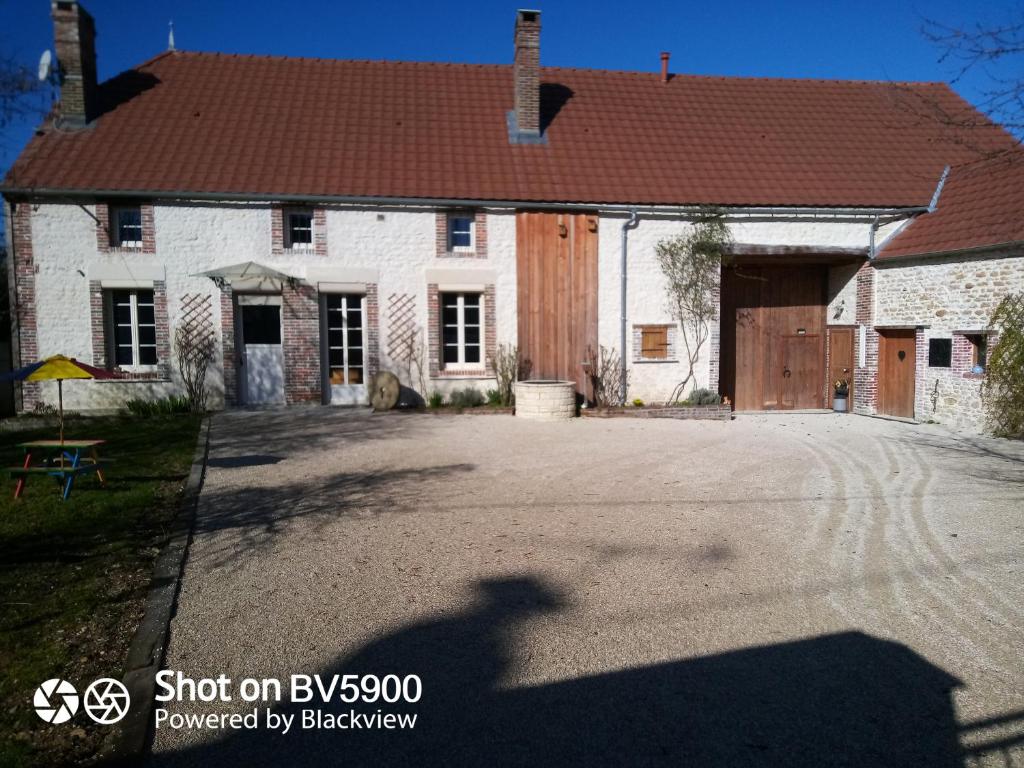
[370,370,401,411]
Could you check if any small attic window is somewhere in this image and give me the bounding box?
[285,210,314,249]
[111,205,143,248]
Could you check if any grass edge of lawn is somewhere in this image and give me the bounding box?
[0,414,204,768]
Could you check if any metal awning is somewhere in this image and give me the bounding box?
[194,261,303,290]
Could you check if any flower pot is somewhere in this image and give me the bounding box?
[833,394,848,413]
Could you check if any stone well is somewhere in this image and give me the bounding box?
[514,380,577,421]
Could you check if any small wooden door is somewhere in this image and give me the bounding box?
[780,335,823,409]
[878,330,916,418]
[516,212,599,398]
[828,327,855,404]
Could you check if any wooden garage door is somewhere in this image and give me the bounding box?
[878,330,916,418]
[516,212,598,397]
[720,265,827,411]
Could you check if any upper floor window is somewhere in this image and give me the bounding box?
[441,292,483,367]
[285,210,314,249]
[448,214,474,252]
[108,288,157,368]
[111,205,143,248]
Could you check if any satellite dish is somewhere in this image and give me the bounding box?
[38,50,52,82]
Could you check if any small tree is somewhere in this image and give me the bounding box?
[656,211,732,404]
[585,345,628,407]
[175,318,216,414]
[982,293,1024,437]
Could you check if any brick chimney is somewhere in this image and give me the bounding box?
[510,9,542,144]
[51,0,99,126]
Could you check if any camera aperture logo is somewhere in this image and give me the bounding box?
[33,679,79,724]
[33,677,130,726]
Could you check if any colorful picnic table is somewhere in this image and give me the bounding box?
[9,439,108,500]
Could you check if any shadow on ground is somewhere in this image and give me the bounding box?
[147,575,1017,767]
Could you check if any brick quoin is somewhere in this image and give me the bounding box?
[89,280,106,368]
[707,270,721,394]
[853,261,878,415]
[220,287,237,406]
[365,284,381,381]
[282,284,321,404]
[10,203,39,411]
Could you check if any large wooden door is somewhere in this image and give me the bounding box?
[516,212,598,397]
[878,330,916,418]
[828,327,855,404]
[720,265,827,410]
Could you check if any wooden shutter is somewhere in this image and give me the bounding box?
[640,326,668,359]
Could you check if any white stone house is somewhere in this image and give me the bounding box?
[3,3,1022,432]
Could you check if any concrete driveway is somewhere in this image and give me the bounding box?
[151,410,1024,766]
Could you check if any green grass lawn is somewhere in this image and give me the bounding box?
[0,414,201,768]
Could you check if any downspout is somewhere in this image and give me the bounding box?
[620,209,639,404]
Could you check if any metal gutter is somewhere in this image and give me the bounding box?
[0,186,929,220]
[620,210,639,405]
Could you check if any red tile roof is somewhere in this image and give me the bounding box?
[4,51,1016,207]
[879,150,1024,258]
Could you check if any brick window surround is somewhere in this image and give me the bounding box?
[435,210,488,258]
[272,205,327,256]
[95,202,156,254]
[427,283,496,378]
[89,280,172,380]
[633,324,677,362]
[219,283,380,406]
[953,331,992,380]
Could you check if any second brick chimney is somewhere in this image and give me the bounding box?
[51,0,99,126]
[509,9,542,144]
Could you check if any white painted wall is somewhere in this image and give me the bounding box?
[25,201,881,411]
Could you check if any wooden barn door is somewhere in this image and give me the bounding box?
[516,212,599,398]
[878,330,916,418]
[721,265,827,410]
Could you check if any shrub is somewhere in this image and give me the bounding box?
[632,398,645,407]
[983,293,1024,437]
[486,388,502,406]
[125,395,192,417]
[687,388,722,405]
[488,343,531,406]
[449,388,485,408]
[427,391,445,409]
[585,345,629,407]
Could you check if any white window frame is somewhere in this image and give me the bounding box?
[111,205,143,249]
[284,209,315,250]
[106,288,158,370]
[324,293,366,387]
[447,213,475,252]
[441,291,484,369]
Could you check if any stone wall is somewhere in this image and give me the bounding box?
[875,249,1024,432]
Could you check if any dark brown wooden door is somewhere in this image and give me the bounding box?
[828,327,855,404]
[720,265,827,410]
[878,330,916,418]
[516,212,598,397]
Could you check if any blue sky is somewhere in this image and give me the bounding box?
[0,0,1018,182]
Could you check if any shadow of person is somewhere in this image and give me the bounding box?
[152,577,964,767]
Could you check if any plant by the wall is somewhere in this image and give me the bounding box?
[427,390,445,409]
[656,209,732,405]
[175,296,216,413]
[982,292,1024,437]
[449,388,485,408]
[686,388,722,405]
[488,343,531,406]
[585,345,628,407]
[486,388,502,406]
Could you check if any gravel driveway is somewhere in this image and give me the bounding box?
[151,410,1024,767]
